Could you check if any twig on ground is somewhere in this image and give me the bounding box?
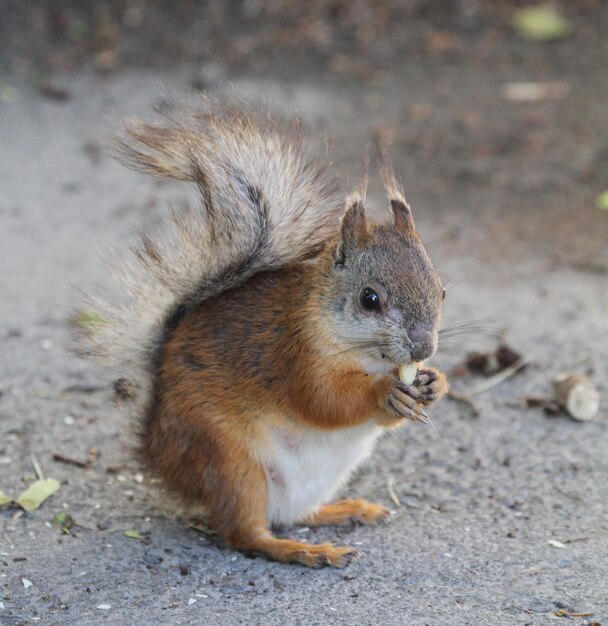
[447,389,481,416]
[469,355,533,396]
[386,475,401,508]
[52,453,89,469]
[554,609,594,618]
[31,455,44,481]
[553,484,583,502]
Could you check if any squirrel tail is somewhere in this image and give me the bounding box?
[74,98,344,409]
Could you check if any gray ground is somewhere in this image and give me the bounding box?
[1,7,608,624]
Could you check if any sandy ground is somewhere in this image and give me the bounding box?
[1,8,608,624]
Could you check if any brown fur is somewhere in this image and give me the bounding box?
[75,99,448,568]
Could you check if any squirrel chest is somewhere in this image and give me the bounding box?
[256,421,383,525]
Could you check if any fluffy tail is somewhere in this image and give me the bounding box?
[74,98,344,408]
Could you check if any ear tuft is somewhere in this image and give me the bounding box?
[336,195,368,265]
[379,146,416,235]
[390,197,415,234]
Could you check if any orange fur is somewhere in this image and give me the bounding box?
[303,499,390,526]
[141,243,447,566]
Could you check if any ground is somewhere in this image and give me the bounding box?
[1,2,607,625]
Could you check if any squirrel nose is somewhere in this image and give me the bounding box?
[408,325,435,361]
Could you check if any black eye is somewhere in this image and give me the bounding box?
[442,287,446,300]
[361,287,381,312]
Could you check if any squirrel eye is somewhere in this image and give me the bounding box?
[442,287,446,300]
[360,287,381,312]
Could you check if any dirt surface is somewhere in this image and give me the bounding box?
[1,3,608,625]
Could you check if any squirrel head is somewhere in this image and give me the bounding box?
[326,176,444,373]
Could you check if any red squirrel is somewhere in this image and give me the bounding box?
[76,99,448,568]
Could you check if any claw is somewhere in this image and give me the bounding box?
[415,408,430,423]
[314,554,332,567]
[400,405,418,421]
[405,406,419,420]
[408,387,422,400]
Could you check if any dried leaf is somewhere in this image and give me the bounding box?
[548,539,567,549]
[501,81,570,102]
[0,83,18,103]
[38,83,71,102]
[16,478,60,512]
[513,6,570,42]
[72,309,107,330]
[52,511,76,534]
[124,529,143,539]
[596,191,608,210]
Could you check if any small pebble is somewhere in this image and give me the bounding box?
[188,598,197,605]
[22,579,32,589]
[96,604,112,610]
[63,415,75,426]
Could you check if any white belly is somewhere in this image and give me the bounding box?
[257,421,383,526]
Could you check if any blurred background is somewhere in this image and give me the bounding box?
[2,1,608,267]
[1,2,607,625]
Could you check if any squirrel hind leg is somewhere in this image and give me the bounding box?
[302,499,391,527]
[214,483,360,567]
[144,403,357,568]
[230,528,358,568]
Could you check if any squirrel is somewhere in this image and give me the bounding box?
[76,98,448,568]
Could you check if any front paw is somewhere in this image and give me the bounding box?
[385,379,428,422]
[413,368,449,406]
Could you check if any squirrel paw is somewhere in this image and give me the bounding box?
[303,499,391,527]
[237,535,358,568]
[293,544,359,568]
[386,379,428,422]
[412,367,449,406]
[249,539,359,569]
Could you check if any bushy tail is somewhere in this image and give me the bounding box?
[74,98,345,408]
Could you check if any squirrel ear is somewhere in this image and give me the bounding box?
[380,147,416,236]
[336,195,368,265]
[390,197,415,235]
